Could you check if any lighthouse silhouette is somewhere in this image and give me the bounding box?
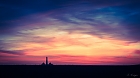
[46,57,48,65]
[41,57,53,65]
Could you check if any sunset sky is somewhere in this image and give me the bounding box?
[0,0,140,65]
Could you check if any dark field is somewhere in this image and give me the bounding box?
[0,65,140,78]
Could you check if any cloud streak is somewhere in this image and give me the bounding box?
[0,50,24,55]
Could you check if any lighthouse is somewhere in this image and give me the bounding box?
[46,57,48,65]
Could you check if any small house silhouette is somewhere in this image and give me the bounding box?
[41,62,45,65]
[49,62,53,65]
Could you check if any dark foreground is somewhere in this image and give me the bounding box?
[0,65,140,78]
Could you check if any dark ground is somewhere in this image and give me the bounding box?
[0,65,140,78]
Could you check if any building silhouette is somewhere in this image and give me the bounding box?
[41,62,45,65]
[41,57,53,65]
[48,62,53,65]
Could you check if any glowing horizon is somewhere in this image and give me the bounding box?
[0,0,140,65]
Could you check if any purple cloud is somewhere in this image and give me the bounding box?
[0,50,24,55]
[133,50,140,55]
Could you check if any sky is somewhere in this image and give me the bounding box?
[0,0,140,65]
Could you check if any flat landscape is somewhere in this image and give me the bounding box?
[0,65,139,78]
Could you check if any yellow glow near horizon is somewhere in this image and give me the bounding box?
[14,32,137,58]
[3,24,139,65]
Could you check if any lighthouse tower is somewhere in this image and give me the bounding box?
[46,57,48,65]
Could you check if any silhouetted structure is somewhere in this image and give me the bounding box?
[48,62,53,65]
[46,57,48,65]
[41,62,45,65]
[41,57,53,65]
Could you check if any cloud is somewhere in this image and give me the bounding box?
[0,50,24,55]
[47,55,140,65]
[133,50,140,55]
[47,1,140,43]
[1,0,140,43]
[0,0,140,65]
